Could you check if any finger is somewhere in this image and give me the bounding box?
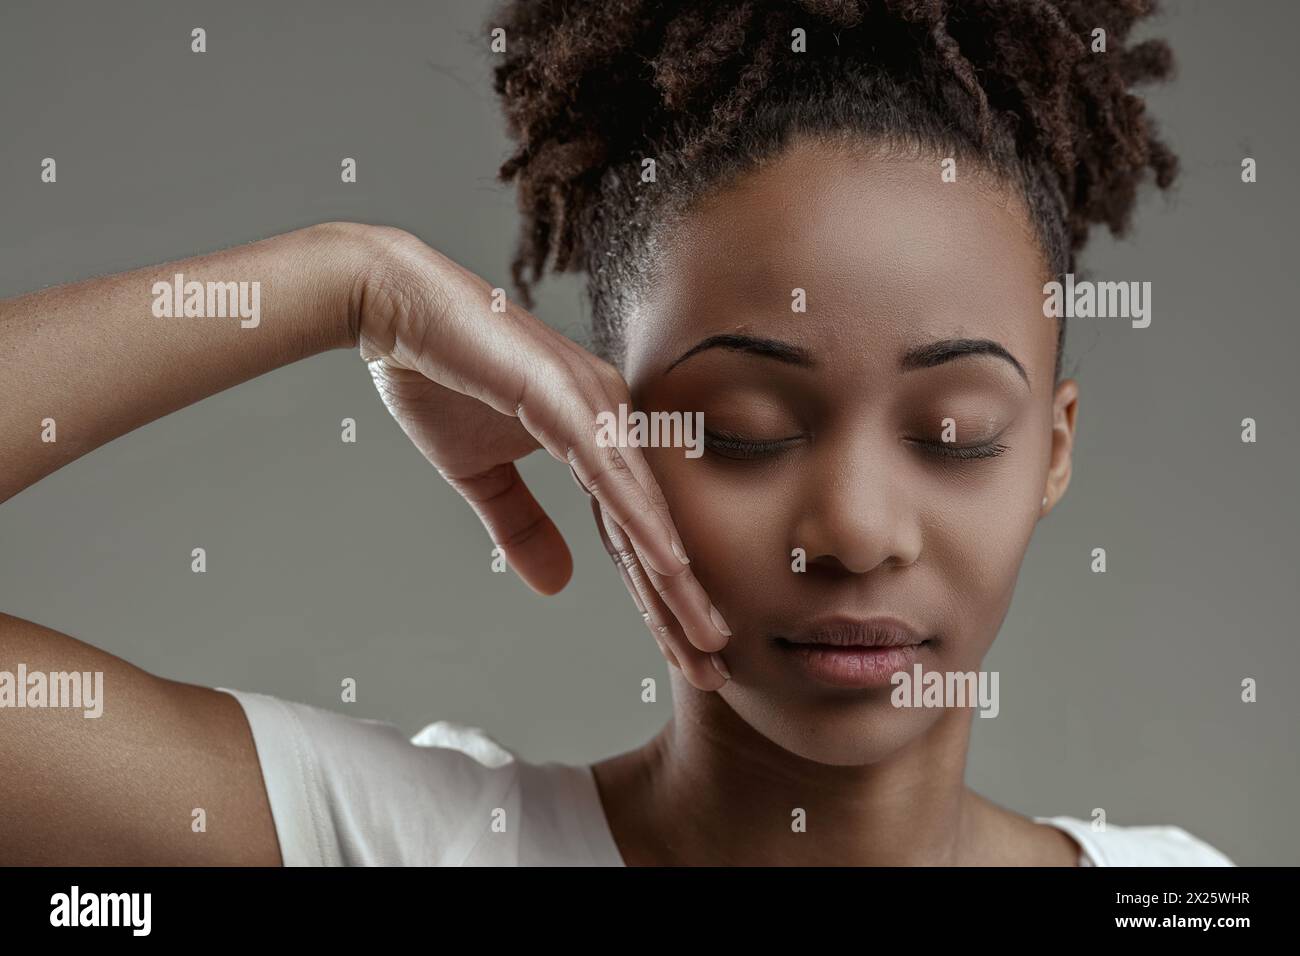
[596,499,726,691]
[510,363,689,581]
[591,453,729,654]
[612,540,683,671]
[389,274,681,587]
[603,509,722,690]
[442,461,573,595]
[569,462,589,496]
[566,352,730,655]
[426,289,691,586]
[590,497,682,671]
[577,453,682,671]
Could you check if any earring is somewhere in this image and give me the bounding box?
[1041,496,1048,508]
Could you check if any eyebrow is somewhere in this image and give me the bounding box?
[665,332,1028,385]
[900,337,1029,385]
[664,333,815,374]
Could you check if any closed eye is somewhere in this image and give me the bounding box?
[907,438,1009,461]
[703,427,804,460]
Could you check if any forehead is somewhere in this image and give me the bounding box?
[626,137,1053,385]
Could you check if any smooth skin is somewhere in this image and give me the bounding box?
[0,221,725,865]
[589,138,1083,865]
[1,137,1081,866]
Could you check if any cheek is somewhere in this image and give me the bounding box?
[923,442,1049,649]
[937,491,1036,622]
[644,415,1050,654]
[646,452,790,612]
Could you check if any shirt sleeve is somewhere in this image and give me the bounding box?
[218,687,522,866]
[1038,815,1236,866]
[1125,825,1236,866]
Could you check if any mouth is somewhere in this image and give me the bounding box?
[774,616,931,689]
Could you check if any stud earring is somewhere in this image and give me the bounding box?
[1041,496,1048,508]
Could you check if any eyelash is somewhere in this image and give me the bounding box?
[702,430,1009,462]
[703,428,802,460]
[910,439,1009,461]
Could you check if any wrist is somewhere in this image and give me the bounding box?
[310,221,424,357]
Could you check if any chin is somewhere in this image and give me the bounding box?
[719,682,948,767]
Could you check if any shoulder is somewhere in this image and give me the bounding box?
[218,687,521,865]
[1035,815,1235,867]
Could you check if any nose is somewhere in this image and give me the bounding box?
[792,434,923,574]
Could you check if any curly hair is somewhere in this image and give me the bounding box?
[490,0,1178,378]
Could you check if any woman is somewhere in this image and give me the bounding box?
[0,0,1232,865]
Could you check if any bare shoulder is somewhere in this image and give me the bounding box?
[966,791,1083,866]
[0,611,280,865]
[972,789,1238,867]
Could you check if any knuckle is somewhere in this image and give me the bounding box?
[597,362,629,398]
[641,613,667,639]
[603,442,632,476]
[444,463,517,505]
[584,446,631,501]
[653,568,691,602]
[495,513,548,550]
[597,509,627,548]
[642,479,669,513]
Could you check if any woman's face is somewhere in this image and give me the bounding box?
[622,137,1077,766]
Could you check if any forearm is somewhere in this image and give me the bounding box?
[0,221,376,503]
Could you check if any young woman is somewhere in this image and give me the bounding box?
[0,0,1233,865]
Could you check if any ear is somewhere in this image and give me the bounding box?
[1041,378,1079,516]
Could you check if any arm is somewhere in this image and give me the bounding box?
[0,219,727,863]
[0,221,368,503]
[0,222,376,864]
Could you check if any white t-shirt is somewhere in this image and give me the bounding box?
[219,688,1235,867]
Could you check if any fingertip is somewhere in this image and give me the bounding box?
[642,544,690,578]
[524,566,571,596]
[686,625,730,654]
[514,543,573,596]
[701,673,728,693]
[710,653,731,682]
[679,658,727,692]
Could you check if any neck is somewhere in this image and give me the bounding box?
[613,680,985,866]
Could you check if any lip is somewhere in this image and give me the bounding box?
[776,616,930,689]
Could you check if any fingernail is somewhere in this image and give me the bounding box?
[711,653,731,681]
[709,604,731,637]
[671,538,690,565]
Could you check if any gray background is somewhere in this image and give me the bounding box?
[1,1,1295,865]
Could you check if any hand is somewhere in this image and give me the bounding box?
[352,227,731,690]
